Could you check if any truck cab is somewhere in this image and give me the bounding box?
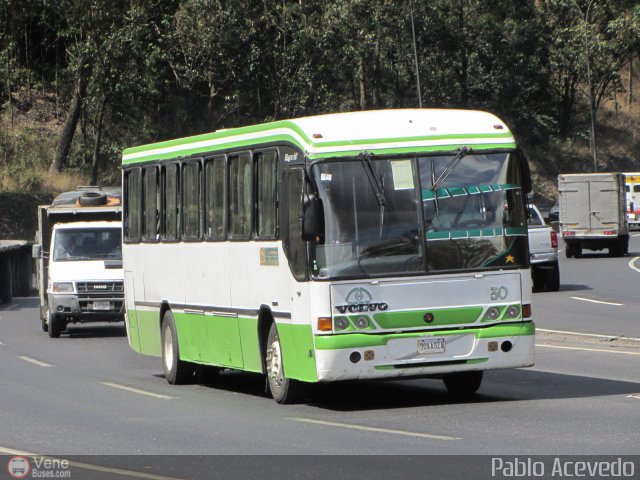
[46,221,124,336]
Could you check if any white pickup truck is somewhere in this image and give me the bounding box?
[528,204,560,292]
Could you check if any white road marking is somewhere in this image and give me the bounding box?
[0,340,5,345]
[101,382,174,400]
[570,296,624,306]
[537,328,640,342]
[288,417,460,441]
[627,394,640,399]
[18,356,53,367]
[0,447,182,480]
[628,256,640,273]
[537,344,640,355]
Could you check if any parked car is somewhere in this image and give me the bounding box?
[528,204,560,291]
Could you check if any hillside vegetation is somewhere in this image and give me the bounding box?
[1,1,639,216]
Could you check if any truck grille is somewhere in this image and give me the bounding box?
[77,281,124,294]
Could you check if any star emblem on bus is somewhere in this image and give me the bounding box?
[505,255,515,263]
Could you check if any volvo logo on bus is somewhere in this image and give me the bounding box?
[335,287,388,314]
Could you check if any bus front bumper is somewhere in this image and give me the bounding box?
[313,322,535,382]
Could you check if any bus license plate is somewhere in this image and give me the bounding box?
[418,337,446,354]
[92,301,111,311]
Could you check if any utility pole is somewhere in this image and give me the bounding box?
[411,8,422,108]
[572,0,598,172]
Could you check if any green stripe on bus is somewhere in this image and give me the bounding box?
[309,143,518,160]
[373,306,483,329]
[134,309,161,356]
[314,322,535,350]
[123,122,515,163]
[421,183,521,202]
[129,308,316,381]
[276,322,318,382]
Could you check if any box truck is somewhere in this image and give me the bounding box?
[558,173,628,258]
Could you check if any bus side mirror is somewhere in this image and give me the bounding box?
[32,244,42,259]
[515,149,532,194]
[302,196,324,242]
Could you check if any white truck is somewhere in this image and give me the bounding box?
[558,173,629,258]
[528,204,560,291]
[32,187,124,338]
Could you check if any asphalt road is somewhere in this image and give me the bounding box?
[1,237,640,478]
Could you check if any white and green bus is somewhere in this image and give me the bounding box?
[122,109,535,403]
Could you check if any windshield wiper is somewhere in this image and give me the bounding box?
[431,146,472,192]
[359,152,386,207]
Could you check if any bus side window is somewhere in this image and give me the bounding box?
[124,168,141,243]
[204,156,227,239]
[143,166,159,241]
[182,160,202,240]
[256,150,278,239]
[284,169,307,280]
[229,153,253,239]
[163,164,179,241]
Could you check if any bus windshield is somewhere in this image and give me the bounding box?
[52,228,122,261]
[311,152,527,279]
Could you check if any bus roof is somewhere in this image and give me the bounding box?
[122,109,516,165]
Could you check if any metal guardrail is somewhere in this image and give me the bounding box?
[0,240,33,304]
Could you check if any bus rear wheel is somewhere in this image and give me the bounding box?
[443,371,483,396]
[265,323,305,404]
[161,310,195,385]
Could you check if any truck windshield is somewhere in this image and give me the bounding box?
[310,152,527,279]
[52,228,122,261]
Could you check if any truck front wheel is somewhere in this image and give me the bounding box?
[47,311,61,338]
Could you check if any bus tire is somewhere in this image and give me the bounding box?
[531,267,544,291]
[265,322,305,404]
[161,310,195,385]
[443,371,483,396]
[47,311,61,338]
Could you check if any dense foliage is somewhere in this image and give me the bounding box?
[0,0,639,187]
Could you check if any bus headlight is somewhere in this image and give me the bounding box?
[505,305,520,319]
[334,317,349,331]
[52,282,74,293]
[485,307,501,321]
[355,316,369,329]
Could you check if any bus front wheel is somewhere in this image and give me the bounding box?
[265,323,305,404]
[443,371,483,396]
[161,310,195,385]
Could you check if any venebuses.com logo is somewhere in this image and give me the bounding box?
[7,455,71,478]
[7,456,30,479]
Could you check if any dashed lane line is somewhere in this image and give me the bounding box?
[18,356,53,367]
[101,382,175,400]
[288,417,460,441]
[0,447,182,480]
[536,344,640,356]
[570,296,624,307]
[537,328,640,342]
